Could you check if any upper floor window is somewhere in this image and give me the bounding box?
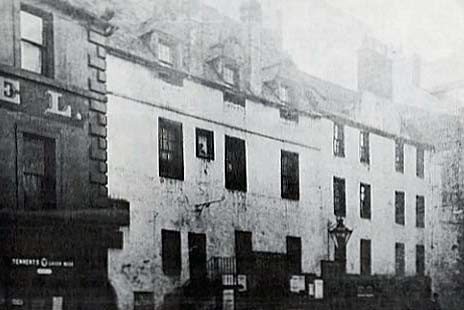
[416,147,424,179]
[225,135,247,192]
[333,177,346,217]
[395,242,405,276]
[158,41,173,65]
[20,6,53,76]
[360,183,371,219]
[159,118,183,180]
[223,66,236,85]
[161,229,181,276]
[416,195,425,228]
[360,131,370,164]
[395,191,405,225]
[395,140,404,173]
[196,128,214,160]
[333,123,345,157]
[279,85,290,104]
[281,150,299,200]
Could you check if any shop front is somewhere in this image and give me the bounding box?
[0,210,126,310]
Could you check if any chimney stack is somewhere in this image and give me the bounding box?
[240,0,262,95]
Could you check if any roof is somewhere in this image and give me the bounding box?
[63,0,431,147]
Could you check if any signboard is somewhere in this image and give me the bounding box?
[237,274,247,292]
[314,279,324,299]
[290,275,305,293]
[222,274,235,286]
[52,297,63,310]
[222,289,234,310]
[0,76,20,104]
[357,285,375,298]
[11,257,74,269]
[0,75,84,121]
[308,283,315,297]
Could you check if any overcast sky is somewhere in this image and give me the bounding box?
[202,0,464,89]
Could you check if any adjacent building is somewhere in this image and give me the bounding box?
[0,0,129,309]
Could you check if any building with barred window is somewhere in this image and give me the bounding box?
[101,1,438,310]
[0,1,456,310]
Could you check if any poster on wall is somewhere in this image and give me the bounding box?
[237,274,247,292]
[314,279,324,299]
[222,289,234,310]
[290,275,305,293]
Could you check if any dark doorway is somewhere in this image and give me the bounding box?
[235,231,252,274]
[188,233,207,281]
[335,241,347,273]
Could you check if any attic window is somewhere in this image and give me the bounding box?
[223,66,235,85]
[279,85,290,104]
[158,41,173,66]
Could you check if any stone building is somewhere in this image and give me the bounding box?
[102,1,436,309]
[0,0,129,309]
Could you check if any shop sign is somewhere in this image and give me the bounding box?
[45,90,72,118]
[222,274,235,286]
[222,289,234,310]
[314,279,324,299]
[357,285,374,298]
[290,275,305,293]
[11,257,74,268]
[237,274,247,292]
[0,76,20,104]
[0,75,79,120]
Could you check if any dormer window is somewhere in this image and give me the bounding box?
[279,85,290,104]
[223,66,235,85]
[158,41,173,66]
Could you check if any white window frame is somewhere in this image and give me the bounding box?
[158,41,173,65]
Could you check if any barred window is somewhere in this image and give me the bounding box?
[334,177,346,217]
[281,150,299,200]
[395,191,405,225]
[333,123,345,157]
[225,136,247,191]
[360,183,371,219]
[22,133,56,211]
[159,118,183,180]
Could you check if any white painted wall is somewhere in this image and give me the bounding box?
[106,55,327,310]
[106,54,436,310]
